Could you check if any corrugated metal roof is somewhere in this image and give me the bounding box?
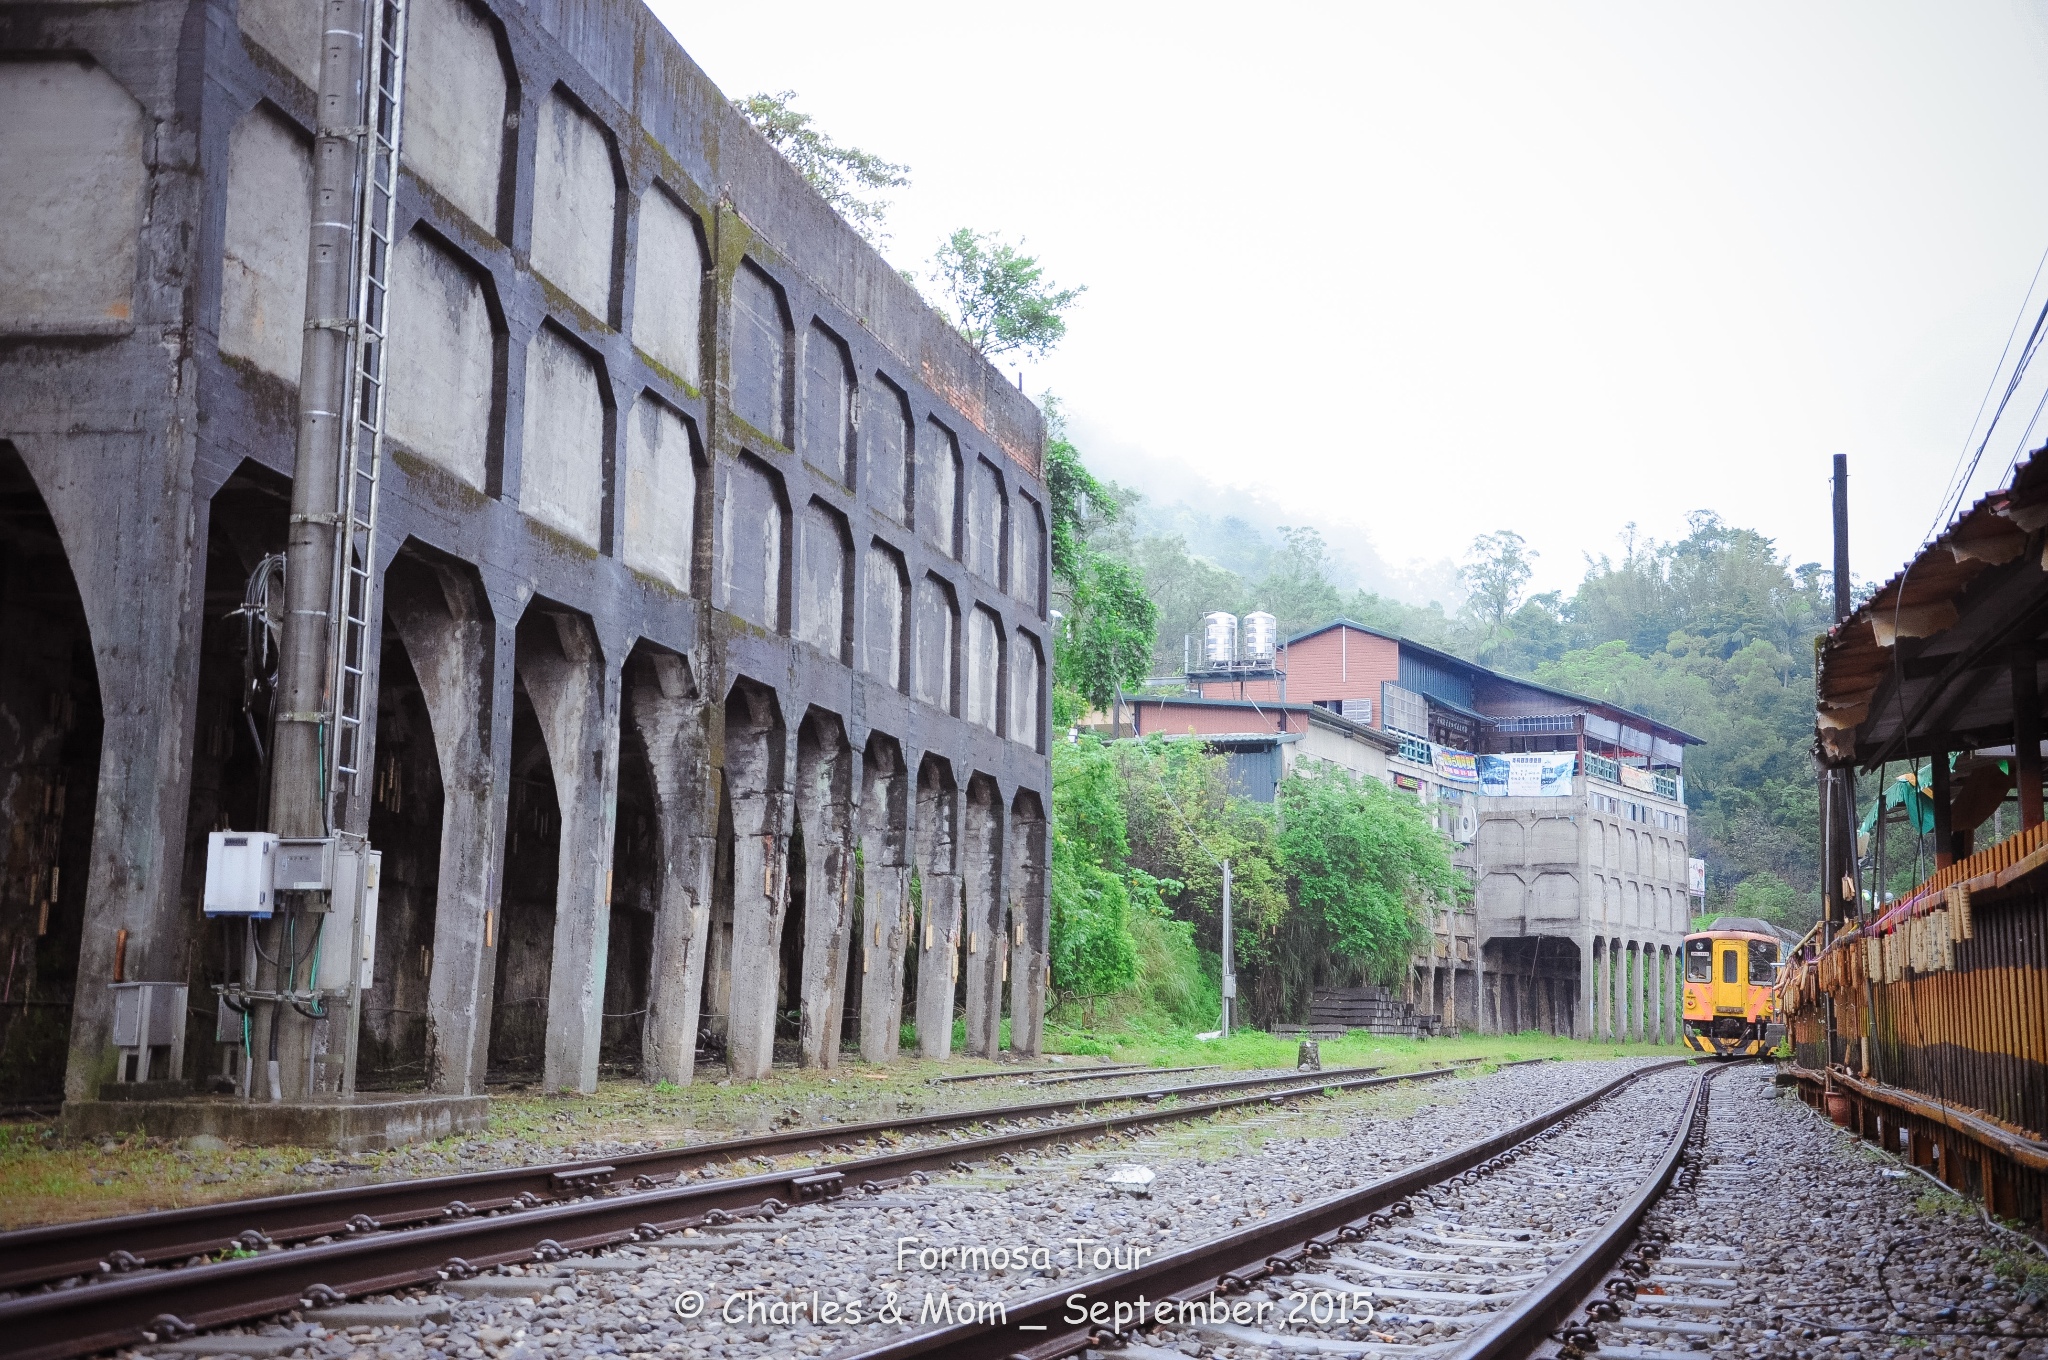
[1281,619,1703,744]
[1815,448,2048,766]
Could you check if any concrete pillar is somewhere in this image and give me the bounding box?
[385,558,502,1095]
[1596,938,1612,1041]
[794,712,856,1069]
[1616,940,1628,1041]
[49,445,203,1101]
[1008,790,1049,1057]
[961,777,1006,1058]
[721,682,790,1082]
[621,647,713,1085]
[1651,943,1664,1044]
[913,756,961,1059]
[1472,918,1487,1034]
[857,738,911,1064]
[1664,944,1678,1044]
[1581,933,1597,1040]
[516,610,619,1095]
[1633,940,1647,1043]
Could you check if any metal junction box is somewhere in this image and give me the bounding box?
[108,981,187,1083]
[273,837,336,897]
[202,831,278,917]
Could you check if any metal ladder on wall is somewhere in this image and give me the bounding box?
[327,0,409,834]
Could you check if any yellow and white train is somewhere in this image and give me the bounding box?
[1680,916,1781,1058]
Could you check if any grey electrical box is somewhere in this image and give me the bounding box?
[273,837,336,899]
[109,981,187,1083]
[316,843,381,992]
[203,831,278,917]
[214,993,247,1043]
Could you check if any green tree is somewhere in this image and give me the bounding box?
[930,229,1085,359]
[1048,737,1142,1020]
[1728,872,1819,933]
[1041,401,1156,721]
[1461,529,1536,635]
[1113,737,1285,964]
[732,91,910,245]
[1250,526,1346,639]
[1276,765,1462,987]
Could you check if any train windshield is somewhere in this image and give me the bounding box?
[1748,939,1778,987]
[1685,938,1713,982]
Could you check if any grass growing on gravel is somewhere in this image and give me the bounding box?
[0,1031,1671,1230]
[1041,1024,1681,1072]
[1988,1245,2048,1303]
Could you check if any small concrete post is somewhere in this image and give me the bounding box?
[1297,1039,1321,1071]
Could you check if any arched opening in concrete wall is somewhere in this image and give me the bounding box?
[173,462,291,1094]
[1006,789,1048,1056]
[961,774,1005,1058]
[0,443,104,1104]
[793,709,854,1067]
[359,629,444,1087]
[492,604,609,1092]
[377,542,497,1096]
[489,679,560,1081]
[717,678,786,1080]
[601,723,656,1076]
[912,754,959,1058]
[856,734,910,1064]
[699,780,735,1065]
[1482,936,1580,1037]
[777,816,806,1055]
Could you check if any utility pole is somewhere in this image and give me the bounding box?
[1220,860,1234,1036]
[256,0,371,1103]
[1825,454,1857,942]
[1826,454,1859,1074]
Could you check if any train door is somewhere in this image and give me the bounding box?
[1711,938,1746,1018]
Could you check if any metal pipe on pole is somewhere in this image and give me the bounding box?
[258,0,370,1103]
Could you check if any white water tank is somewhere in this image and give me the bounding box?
[1201,612,1238,668]
[1243,611,1278,665]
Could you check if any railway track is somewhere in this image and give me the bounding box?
[822,1055,1735,1360]
[0,1060,1495,1359]
[0,1062,1399,1295]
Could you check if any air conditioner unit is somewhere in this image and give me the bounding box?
[1455,806,1478,844]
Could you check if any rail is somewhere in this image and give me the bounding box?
[0,1063,1404,1293]
[825,1057,1709,1360]
[0,1064,1485,1359]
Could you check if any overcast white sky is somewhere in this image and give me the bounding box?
[652,1,2048,603]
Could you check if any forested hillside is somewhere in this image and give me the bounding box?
[1104,497,1832,932]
